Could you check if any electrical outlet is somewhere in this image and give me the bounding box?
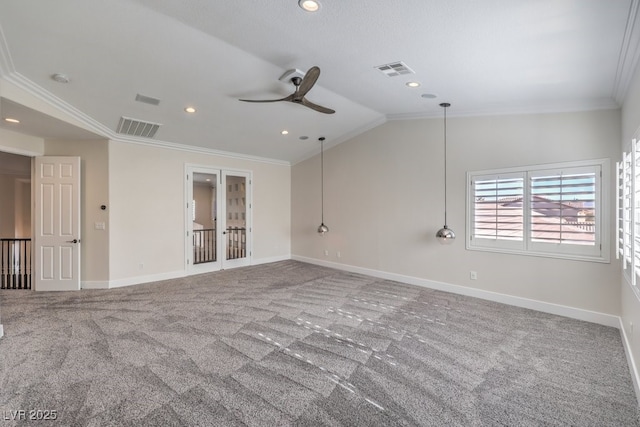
[470,271,478,280]
[139,263,144,270]
[324,250,329,256]
[336,251,341,258]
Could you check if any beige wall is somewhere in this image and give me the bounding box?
[292,109,621,315]
[14,178,30,238]
[0,127,44,156]
[45,139,110,283]
[0,151,32,238]
[0,174,16,237]
[109,141,291,282]
[193,183,215,229]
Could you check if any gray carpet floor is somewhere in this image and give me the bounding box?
[0,260,638,426]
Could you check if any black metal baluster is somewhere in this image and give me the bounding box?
[26,239,31,290]
[1,240,5,289]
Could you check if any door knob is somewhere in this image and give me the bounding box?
[66,239,80,244]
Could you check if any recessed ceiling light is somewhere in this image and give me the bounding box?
[184,107,196,113]
[299,0,320,12]
[205,178,211,182]
[4,118,19,124]
[299,136,309,140]
[51,73,70,83]
[421,93,438,99]
[281,130,289,135]
[406,82,420,88]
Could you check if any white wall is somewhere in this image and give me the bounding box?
[108,141,291,284]
[620,57,640,392]
[292,109,621,317]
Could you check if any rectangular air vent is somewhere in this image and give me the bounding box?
[375,61,415,77]
[135,93,161,106]
[116,116,161,138]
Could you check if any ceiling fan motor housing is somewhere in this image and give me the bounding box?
[278,69,305,83]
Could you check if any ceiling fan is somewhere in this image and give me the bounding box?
[239,66,335,114]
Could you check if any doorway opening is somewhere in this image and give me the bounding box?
[186,165,252,274]
[0,151,32,289]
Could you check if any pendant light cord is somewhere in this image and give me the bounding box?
[320,137,325,223]
[443,104,448,226]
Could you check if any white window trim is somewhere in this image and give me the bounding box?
[467,158,610,263]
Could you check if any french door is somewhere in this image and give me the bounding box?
[185,165,251,273]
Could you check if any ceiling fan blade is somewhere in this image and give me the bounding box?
[239,94,294,103]
[297,66,321,98]
[301,97,335,114]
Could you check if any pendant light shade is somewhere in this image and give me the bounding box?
[436,102,455,244]
[317,137,329,235]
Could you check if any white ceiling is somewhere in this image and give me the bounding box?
[0,0,637,163]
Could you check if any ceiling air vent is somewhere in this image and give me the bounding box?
[135,93,161,106]
[375,61,415,77]
[116,116,161,138]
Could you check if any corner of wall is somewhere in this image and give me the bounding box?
[620,317,640,405]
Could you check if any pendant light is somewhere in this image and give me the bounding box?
[317,137,329,235]
[436,102,455,244]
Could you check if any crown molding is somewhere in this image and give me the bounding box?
[614,0,640,105]
[290,115,387,165]
[386,99,620,121]
[0,23,15,76]
[2,73,291,166]
[7,72,114,137]
[110,133,290,166]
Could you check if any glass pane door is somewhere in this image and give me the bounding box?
[192,172,218,266]
[223,172,251,268]
[224,174,248,264]
[186,167,251,274]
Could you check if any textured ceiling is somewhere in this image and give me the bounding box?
[0,0,637,163]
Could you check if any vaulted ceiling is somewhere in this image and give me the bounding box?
[0,0,638,163]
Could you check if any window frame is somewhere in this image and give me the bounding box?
[467,158,610,263]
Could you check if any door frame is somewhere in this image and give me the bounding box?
[184,164,253,274]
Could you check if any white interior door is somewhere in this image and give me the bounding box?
[186,166,251,273]
[34,157,81,291]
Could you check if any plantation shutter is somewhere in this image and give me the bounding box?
[471,172,525,250]
[618,152,633,275]
[529,166,597,246]
[634,139,640,286]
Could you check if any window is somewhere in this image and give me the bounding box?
[468,159,608,262]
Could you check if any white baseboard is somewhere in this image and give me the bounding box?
[252,254,291,266]
[81,281,110,290]
[292,255,620,328]
[619,318,640,405]
[100,256,291,290]
[108,270,186,289]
